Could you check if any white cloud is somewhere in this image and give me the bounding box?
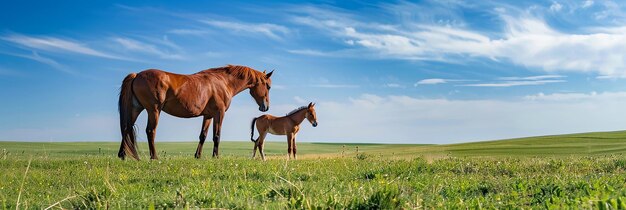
[300,92,626,143]
[582,0,594,8]
[291,6,626,77]
[201,20,290,40]
[550,2,563,12]
[1,34,124,60]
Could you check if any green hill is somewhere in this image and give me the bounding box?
[1,130,625,159]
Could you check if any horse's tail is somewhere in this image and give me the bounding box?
[250,117,258,142]
[118,73,140,160]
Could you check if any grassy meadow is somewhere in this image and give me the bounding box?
[1,131,626,209]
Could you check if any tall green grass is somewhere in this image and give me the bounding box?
[2,130,626,208]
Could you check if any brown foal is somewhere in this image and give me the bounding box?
[118,65,273,160]
[250,102,318,160]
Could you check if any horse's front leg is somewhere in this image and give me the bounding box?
[212,111,225,158]
[195,116,212,159]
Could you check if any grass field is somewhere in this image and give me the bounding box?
[1,131,626,209]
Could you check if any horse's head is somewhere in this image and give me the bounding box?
[250,70,273,112]
[306,102,318,127]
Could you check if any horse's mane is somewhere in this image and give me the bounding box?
[220,65,266,83]
[286,106,308,116]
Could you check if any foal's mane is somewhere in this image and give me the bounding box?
[286,106,308,116]
[214,65,267,83]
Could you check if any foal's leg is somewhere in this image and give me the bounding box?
[212,111,225,158]
[146,110,160,160]
[257,132,268,161]
[287,133,294,159]
[292,133,298,160]
[251,135,258,159]
[251,142,257,159]
[195,116,212,159]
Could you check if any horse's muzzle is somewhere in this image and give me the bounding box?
[259,104,269,112]
[312,122,318,127]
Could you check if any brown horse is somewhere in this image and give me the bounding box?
[250,102,318,160]
[118,65,273,160]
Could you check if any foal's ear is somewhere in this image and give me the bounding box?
[266,70,274,78]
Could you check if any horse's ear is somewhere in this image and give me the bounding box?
[308,102,313,108]
[263,70,266,74]
[266,70,274,78]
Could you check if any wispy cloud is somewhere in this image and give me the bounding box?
[524,91,626,101]
[461,80,565,87]
[1,33,124,60]
[1,51,74,74]
[583,0,595,8]
[416,79,447,85]
[386,83,403,88]
[498,75,566,81]
[550,2,563,12]
[0,67,23,76]
[287,49,333,56]
[113,37,184,60]
[462,75,566,87]
[415,78,473,86]
[200,20,290,40]
[168,29,213,36]
[290,4,626,76]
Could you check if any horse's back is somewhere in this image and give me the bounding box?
[132,69,227,117]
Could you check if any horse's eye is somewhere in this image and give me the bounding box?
[267,85,271,90]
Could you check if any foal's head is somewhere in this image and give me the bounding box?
[249,70,273,112]
[306,102,318,127]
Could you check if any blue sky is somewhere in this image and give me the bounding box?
[2,0,626,143]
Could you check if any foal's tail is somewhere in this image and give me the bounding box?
[118,73,140,160]
[250,117,258,142]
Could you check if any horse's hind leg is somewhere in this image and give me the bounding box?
[195,116,212,159]
[118,106,143,159]
[212,111,225,158]
[146,110,160,160]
